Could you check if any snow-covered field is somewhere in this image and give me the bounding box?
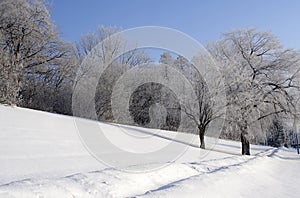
[0,105,299,198]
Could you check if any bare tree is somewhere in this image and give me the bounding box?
[208,28,300,155]
[159,52,224,149]
[185,54,225,149]
[181,82,214,149]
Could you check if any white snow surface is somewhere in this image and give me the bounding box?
[0,105,299,197]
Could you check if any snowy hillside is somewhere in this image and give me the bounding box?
[0,105,299,198]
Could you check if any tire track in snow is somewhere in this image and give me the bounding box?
[134,148,277,197]
[0,146,276,198]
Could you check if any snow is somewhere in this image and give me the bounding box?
[0,105,299,197]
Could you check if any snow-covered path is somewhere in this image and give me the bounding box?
[0,105,299,198]
[140,148,300,198]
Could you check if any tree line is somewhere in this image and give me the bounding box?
[1,0,299,155]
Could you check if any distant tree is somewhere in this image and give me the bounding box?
[159,52,174,65]
[129,82,181,131]
[174,55,190,71]
[75,26,150,121]
[267,116,286,147]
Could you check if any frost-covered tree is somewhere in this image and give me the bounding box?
[21,44,78,114]
[183,54,225,149]
[159,52,174,65]
[75,26,150,121]
[182,80,214,149]
[267,116,286,147]
[160,52,224,149]
[174,55,190,71]
[0,0,71,106]
[208,28,300,155]
[129,82,181,131]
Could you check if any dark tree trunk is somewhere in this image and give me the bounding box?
[199,127,205,149]
[241,133,250,155]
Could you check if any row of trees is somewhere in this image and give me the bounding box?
[1,0,299,155]
[158,35,300,154]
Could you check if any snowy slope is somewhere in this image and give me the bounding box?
[0,105,299,198]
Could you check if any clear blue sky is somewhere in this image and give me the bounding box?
[49,0,300,50]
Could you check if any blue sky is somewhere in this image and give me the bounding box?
[49,0,300,50]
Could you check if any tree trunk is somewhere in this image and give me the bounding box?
[4,70,21,105]
[241,133,250,155]
[199,127,205,149]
